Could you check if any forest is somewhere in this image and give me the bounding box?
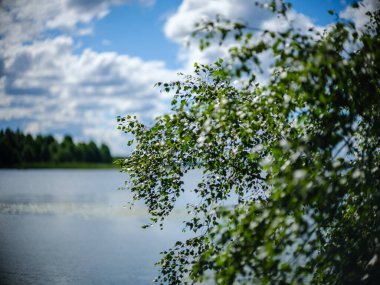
[0,128,112,167]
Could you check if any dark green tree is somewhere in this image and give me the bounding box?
[57,135,75,162]
[35,135,49,162]
[86,141,101,162]
[22,134,37,162]
[0,129,14,165]
[47,135,60,163]
[100,143,112,163]
[0,130,113,165]
[118,1,380,284]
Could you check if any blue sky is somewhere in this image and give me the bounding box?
[0,0,375,155]
[76,0,351,68]
[76,0,182,68]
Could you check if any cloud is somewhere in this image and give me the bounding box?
[0,0,113,46]
[164,0,272,44]
[0,0,154,44]
[340,0,380,29]
[164,0,272,70]
[260,9,318,33]
[1,33,176,154]
[164,0,321,83]
[101,39,112,46]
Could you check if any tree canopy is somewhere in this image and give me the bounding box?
[0,128,112,166]
[117,1,380,284]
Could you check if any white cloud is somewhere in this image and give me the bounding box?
[78,28,94,36]
[164,0,274,70]
[340,0,380,29]
[0,0,120,46]
[164,0,321,83]
[164,0,272,44]
[1,32,177,154]
[138,0,156,7]
[101,39,112,46]
[261,9,317,33]
[24,121,40,134]
[0,0,156,46]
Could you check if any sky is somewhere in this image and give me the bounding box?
[0,0,377,155]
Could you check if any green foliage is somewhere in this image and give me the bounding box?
[0,129,113,166]
[118,2,380,284]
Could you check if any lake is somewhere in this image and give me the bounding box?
[0,169,191,285]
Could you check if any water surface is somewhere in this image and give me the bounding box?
[0,169,187,285]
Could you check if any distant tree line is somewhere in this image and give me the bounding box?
[0,128,112,166]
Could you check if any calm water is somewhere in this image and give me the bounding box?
[0,169,190,285]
